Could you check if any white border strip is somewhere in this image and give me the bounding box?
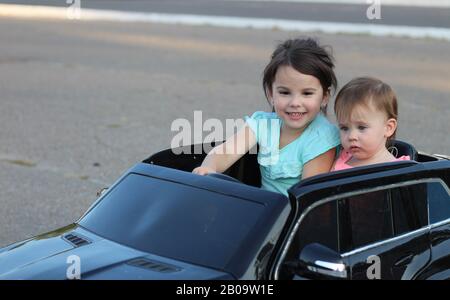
[1,4,450,42]
[226,0,450,8]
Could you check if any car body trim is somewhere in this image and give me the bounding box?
[430,218,450,229]
[341,226,430,257]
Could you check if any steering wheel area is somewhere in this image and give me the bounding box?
[206,172,241,184]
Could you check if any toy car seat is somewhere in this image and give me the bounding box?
[387,139,418,161]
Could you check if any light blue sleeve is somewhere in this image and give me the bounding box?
[244,111,272,143]
[301,116,341,165]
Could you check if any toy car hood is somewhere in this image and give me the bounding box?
[0,225,233,280]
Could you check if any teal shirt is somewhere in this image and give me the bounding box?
[245,111,340,196]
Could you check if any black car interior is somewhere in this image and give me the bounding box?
[144,141,261,187]
[387,139,419,161]
[145,139,424,189]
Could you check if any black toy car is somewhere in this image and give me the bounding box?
[0,140,449,280]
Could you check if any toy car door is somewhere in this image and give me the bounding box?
[338,181,430,279]
[274,163,432,280]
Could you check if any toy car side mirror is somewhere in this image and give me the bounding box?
[284,243,348,279]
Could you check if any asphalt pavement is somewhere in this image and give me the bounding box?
[0,2,449,247]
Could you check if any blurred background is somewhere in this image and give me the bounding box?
[1,0,449,247]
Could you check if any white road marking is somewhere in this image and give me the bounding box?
[225,0,450,8]
[1,4,449,42]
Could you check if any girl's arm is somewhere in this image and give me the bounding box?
[193,124,257,175]
[301,148,336,179]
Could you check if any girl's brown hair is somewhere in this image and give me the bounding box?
[263,38,337,115]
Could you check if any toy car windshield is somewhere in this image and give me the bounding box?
[79,173,266,270]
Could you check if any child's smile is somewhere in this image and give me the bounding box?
[286,111,307,121]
